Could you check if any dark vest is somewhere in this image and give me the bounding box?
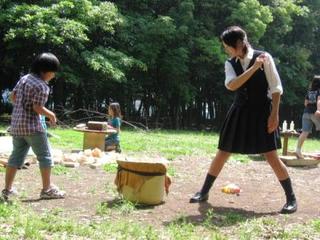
[228,50,270,107]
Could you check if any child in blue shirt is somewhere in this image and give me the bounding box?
[105,102,122,153]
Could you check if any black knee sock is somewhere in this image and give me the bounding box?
[280,178,296,202]
[200,174,216,195]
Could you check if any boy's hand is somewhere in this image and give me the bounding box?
[48,113,57,126]
[315,110,320,118]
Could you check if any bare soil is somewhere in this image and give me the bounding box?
[0,155,319,229]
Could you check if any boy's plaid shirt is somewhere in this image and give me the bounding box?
[10,74,49,136]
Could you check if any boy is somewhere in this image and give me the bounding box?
[2,53,65,200]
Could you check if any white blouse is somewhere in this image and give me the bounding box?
[224,47,283,98]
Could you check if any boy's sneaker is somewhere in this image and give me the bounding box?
[1,188,18,201]
[40,185,65,200]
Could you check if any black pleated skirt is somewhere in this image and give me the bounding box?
[218,102,281,154]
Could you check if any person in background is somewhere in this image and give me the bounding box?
[295,75,320,158]
[105,102,122,153]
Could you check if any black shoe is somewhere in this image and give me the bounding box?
[189,192,209,203]
[280,199,297,214]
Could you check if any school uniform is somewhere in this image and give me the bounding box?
[218,48,282,154]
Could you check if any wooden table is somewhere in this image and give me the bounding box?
[73,127,117,151]
[281,131,300,156]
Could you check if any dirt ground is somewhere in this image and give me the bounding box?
[0,154,319,230]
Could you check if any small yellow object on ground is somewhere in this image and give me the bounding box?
[221,183,241,194]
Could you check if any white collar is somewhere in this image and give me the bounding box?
[236,47,254,62]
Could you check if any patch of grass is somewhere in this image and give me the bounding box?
[313,219,320,232]
[112,198,137,215]
[1,201,320,239]
[236,217,320,240]
[167,166,176,177]
[231,154,251,163]
[168,215,226,240]
[103,163,118,173]
[52,165,70,176]
[221,212,246,226]
[0,167,6,173]
[96,202,111,215]
[49,128,82,150]
[105,182,118,196]
[97,198,137,216]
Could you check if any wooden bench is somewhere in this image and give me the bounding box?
[280,131,300,156]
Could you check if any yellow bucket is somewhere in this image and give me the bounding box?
[115,158,168,205]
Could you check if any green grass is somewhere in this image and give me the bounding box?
[0,202,228,239]
[52,165,70,176]
[103,163,118,173]
[1,124,319,161]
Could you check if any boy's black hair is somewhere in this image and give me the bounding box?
[220,26,250,52]
[310,75,320,91]
[30,53,60,75]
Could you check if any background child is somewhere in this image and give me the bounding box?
[295,76,320,158]
[2,53,65,201]
[105,102,122,153]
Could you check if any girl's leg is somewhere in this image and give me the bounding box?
[264,150,297,214]
[190,150,231,203]
[295,131,309,158]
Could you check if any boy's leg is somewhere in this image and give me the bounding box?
[5,167,18,191]
[26,132,65,199]
[5,136,30,190]
[190,150,231,203]
[2,136,29,200]
[264,150,297,214]
[25,133,53,190]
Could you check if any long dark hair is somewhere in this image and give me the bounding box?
[220,26,251,55]
[109,102,122,118]
[310,75,320,91]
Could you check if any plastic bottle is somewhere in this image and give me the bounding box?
[290,121,295,131]
[282,120,287,132]
[221,183,241,194]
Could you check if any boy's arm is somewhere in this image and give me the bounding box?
[33,104,56,125]
[268,92,281,133]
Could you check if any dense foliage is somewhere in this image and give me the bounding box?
[0,0,319,129]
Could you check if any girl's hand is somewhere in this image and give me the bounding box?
[268,112,279,133]
[253,53,267,70]
[315,110,320,118]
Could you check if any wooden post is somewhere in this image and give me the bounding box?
[282,133,289,156]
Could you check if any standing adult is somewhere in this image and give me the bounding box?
[295,76,320,158]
